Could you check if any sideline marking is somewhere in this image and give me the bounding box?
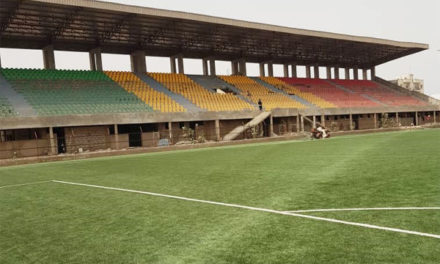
[287,207,440,213]
[0,180,52,189]
[52,180,440,239]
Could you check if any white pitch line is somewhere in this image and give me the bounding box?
[0,180,52,189]
[286,207,440,213]
[52,180,440,239]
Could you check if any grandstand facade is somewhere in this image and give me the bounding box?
[0,0,439,160]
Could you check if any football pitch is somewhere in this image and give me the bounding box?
[1,129,439,264]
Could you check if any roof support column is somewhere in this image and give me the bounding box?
[283,64,289,77]
[290,64,297,78]
[209,59,216,76]
[353,68,359,80]
[202,58,209,76]
[314,65,320,79]
[231,60,239,75]
[334,67,340,80]
[345,68,351,80]
[170,57,177,74]
[238,59,247,76]
[130,50,146,73]
[326,67,332,79]
[259,63,266,77]
[42,45,56,70]
[362,69,368,80]
[305,66,311,78]
[177,55,184,74]
[370,67,376,79]
[267,62,274,77]
[89,48,102,71]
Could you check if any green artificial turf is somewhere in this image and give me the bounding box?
[1,129,439,264]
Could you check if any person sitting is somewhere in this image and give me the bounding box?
[316,123,330,138]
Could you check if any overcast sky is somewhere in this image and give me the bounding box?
[1,0,439,97]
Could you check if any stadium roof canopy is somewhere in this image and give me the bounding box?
[0,0,429,68]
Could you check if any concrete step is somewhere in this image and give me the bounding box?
[188,75,258,108]
[252,77,316,108]
[135,73,203,112]
[223,111,271,141]
[0,74,37,116]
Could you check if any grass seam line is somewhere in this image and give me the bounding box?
[52,180,440,239]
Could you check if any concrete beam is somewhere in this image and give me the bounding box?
[291,64,297,78]
[42,45,56,70]
[238,59,247,76]
[353,68,359,80]
[296,115,300,133]
[168,121,173,144]
[434,111,437,124]
[334,67,340,80]
[177,56,184,74]
[215,119,221,141]
[89,48,103,71]
[374,113,377,128]
[114,124,119,150]
[321,114,325,127]
[269,115,274,137]
[259,63,265,77]
[396,112,399,125]
[130,50,146,73]
[312,115,316,128]
[363,69,368,80]
[345,68,351,80]
[202,58,208,76]
[306,66,311,78]
[300,115,305,132]
[349,114,353,130]
[415,111,419,126]
[231,60,239,75]
[326,67,332,79]
[49,126,56,155]
[170,57,177,74]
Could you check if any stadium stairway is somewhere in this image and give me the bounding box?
[252,77,315,108]
[188,75,258,108]
[135,73,202,112]
[223,111,271,141]
[0,74,36,116]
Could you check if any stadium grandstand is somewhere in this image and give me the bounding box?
[0,0,439,160]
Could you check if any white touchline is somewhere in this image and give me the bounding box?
[286,207,440,213]
[0,180,52,189]
[52,180,440,239]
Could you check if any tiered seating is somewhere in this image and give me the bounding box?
[105,72,185,113]
[219,75,306,110]
[281,78,379,108]
[332,80,427,106]
[0,69,152,116]
[260,77,336,108]
[149,73,254,112]
[0,96,17,117]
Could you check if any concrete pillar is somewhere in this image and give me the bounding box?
[209,59,216,76]
[114,124,119,150]
[168,122,173,143]
[202,58,209,76]
[290,64,297,78]
[130,50,146,73]
[363,69,368,80]
[89,48,103,71]
[371,67,376,79]
[326,67,332,79]
[349,114,353,130]
[353,68,359,80]
[177,56,184,74]
[296,115,300,133]
[345,68,351,80]
[215,120,221,141]
[396,112,399,125]
[238,59,247,76]
[300,115,305,132]
[374,113,377,128]
[434,111,437,124]
[231,60,239,75]
[283,64,289,77]
[321,114,325,127]
[269,115,274,137]
[415,112,419,126]
[259,63,266,77]
[334,67,340,80]
[49,127,56,155]
[170,57,177,74]
[314,65,320,79]
[42,45,56,70]
[268,62,274,77]
[306,66,311,78]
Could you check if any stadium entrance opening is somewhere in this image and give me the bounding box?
[118,125,143,148]
[53,127,66,154]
